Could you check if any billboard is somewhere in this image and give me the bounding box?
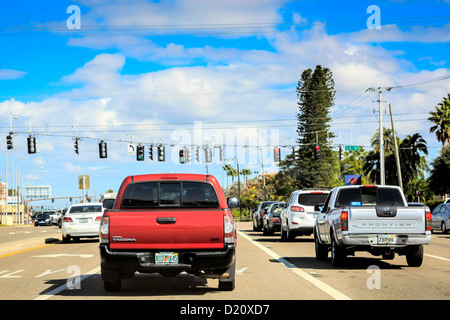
[344,175,362,185]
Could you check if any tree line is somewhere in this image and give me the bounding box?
[223,66,450,214]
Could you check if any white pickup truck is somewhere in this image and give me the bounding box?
[314,185,432,267]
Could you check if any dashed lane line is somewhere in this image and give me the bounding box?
[238,230,351,300]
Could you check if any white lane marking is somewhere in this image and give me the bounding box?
[425,254,450,262]
[238,230,351,300]
[32,254,94,259]
[34,266,101,300]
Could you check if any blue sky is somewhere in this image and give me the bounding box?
[0,0,449,209]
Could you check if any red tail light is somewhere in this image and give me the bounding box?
[224,210,236,245]
[95,216,102,221]
[63,217,73,223]
[340,211,348,231]
[259,209,265,217]
[291,206,305,212]
[425,210,432,231]
[100,212,110,244]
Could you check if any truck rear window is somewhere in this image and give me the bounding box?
[121,181,219,208]
[336,187,404,207]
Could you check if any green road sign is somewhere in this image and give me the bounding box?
[345,145,359,151]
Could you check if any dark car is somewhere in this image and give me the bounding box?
[34,213,52,226]
[263,202,285,235]
[252,201,277,231]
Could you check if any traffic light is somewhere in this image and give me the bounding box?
[204,147,212,163]
[219,146,224,162]
[186,147,191,163]
[148,144,153,160]
[179,148,186,164]
[74,138,79,155]
[314,145,321,159]
[195,147,200,163]
[273,147,281,163]
[136,144,145,161]
[27,135,36,154]
[157,144,165,162]
[6,132,13,150]
[99,140,107,158]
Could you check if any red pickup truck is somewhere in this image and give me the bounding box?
[99,173,238,291]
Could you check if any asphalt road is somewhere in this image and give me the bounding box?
[0,222,449,303]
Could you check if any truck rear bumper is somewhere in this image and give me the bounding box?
[99,244,236,275]
[341,233,431,247]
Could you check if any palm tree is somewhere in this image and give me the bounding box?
[398,133,429,186]
[363,131,428,191]
[222,164,233,189]
[428,94,450,147]
[240,169,252,186]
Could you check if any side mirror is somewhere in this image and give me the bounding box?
[227,197,239,209]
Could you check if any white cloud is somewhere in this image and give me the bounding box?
[0,69,26,80]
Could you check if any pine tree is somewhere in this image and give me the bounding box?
[294,65,339,188]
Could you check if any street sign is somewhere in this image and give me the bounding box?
[23,185,51,198]
[345,145,359,151]
[127,143,136,155]
[78,175,90,190]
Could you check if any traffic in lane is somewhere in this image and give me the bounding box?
[0,222,449,300]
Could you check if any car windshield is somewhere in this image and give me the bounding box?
[122,181,219,208]
[336,187,404,207]
[37,213,49,219]
[69,205,102,214]
[297,193,329,206]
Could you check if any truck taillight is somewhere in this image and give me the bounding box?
[340,211,348,231]
[224,210,236,245]
[425,210,432,231]
[100,212,110,244]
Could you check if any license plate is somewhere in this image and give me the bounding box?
[378,235,396,245]
[79,218,90,223]
[155,252,178,264]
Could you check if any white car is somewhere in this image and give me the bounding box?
[62,203,104,243]
[280,189,329,241]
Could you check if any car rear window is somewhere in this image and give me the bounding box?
[297,193,329,206]
[121,181,219,208]
[69,205,102,214]
[336,187,404,207]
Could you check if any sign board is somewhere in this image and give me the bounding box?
[344,175,362,185]
[0,182,7,201]
[23,185,51,198]
[345,145,359,152]
[127,143,136,155]
[78,175,90,190]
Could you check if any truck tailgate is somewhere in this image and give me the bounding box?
[109,209,224,250]
[348,207,426,235]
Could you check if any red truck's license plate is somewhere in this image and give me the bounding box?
[155,252,179,264]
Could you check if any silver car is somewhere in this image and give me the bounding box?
[280,189,329,241]
[432,203,450,234]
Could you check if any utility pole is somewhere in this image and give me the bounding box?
[378,89,385,185]
[389,104,403,190]
[368,87,392,185]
